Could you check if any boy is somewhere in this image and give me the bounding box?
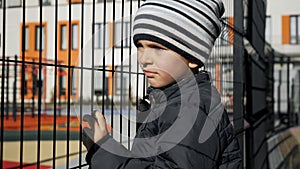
[83,0,242,168]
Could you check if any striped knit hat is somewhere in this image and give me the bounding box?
[133,0,225,67]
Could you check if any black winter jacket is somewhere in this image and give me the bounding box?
[86,71,242,168]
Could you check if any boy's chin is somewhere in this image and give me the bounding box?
[149,81,177,89]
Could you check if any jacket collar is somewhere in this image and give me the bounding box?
[148,71,211,104]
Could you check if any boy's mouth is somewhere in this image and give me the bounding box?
[143,70,157,78]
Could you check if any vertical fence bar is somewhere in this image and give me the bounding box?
[5,57,9,120]
[102,0,107,116]
[13,56,17,122]
[233,0,244,168]
[120,0,125,144]
[111,0,116,138]
[128,0,133,149]
[277,69,281,119]
[20,0,27,167]
[91,0,95,113]
[52,0,59,168]
[37,1,44,168]
[79,0,85,167]
[135,38,139,132]
[102,0,108,126]
[67,1,72,168]
[287,57,290,127]
[0,0,6,167]
[32,62,35,118]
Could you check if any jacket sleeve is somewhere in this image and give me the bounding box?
[88,135,219,169]
[218,111,243,169]
[86,118,190,169]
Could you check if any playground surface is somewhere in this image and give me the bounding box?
[1,111,127,169]
[2,114,80,132]
[1,114,83,168]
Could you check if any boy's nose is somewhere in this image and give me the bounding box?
[138,49,153,67]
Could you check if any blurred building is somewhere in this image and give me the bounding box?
[0,0,237,107]
[266,0,300,120]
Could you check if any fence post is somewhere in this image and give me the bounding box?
[233,0,244,168]
[278,69,281,118]
[287,57,291,127]
[6,57,9,120]
[13,55,17,121]
[32,60,36,118]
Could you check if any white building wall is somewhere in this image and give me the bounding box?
[0,0,237,105]
[267,0,300,57]
[0,1,143,103]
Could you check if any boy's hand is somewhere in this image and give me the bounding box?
[82,111,108,151]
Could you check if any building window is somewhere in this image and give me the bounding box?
[71,68,77,96]
[115,66,130,97]
[290,15,300,44]
[21,23,47,52]
[24,65,28,95]
[72,24,78,50]
[265,16,272,43]
[0,0,2,8]
[41,0,51,5]
[94,23,109,49]
[7,0,22,8]
[25,26,29,51]
[94,22,131,49]
[35,26,45,51]
[61,25,67,50]
[59,68,66,96]
[115,22,131,48]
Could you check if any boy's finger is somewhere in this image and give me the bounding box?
[83,115,96,130]
[94,111,106,130]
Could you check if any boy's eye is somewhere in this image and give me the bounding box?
[153,46,163,50]
[136,43,143,48]
[150,44,165,50]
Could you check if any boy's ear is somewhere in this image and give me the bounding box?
[188,62,198,69]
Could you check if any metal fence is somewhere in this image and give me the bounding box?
[0,0,297,169]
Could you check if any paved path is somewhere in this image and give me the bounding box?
[268,126,300,169]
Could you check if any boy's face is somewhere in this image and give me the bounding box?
[137,40,194,88]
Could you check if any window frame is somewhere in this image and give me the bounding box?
[7,0,22,8]
[290,15,300,45]
[72,24,79,50]
[60,24,67,50]
[24,26,29,51]
[59,68,67,96]
[115,21,131,48]
[41,0,51,6]
[94,23,110,49]
[35,25,45,51]
[265,16,272,43]
[71,68,77,96]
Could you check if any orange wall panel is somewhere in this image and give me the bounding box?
[215,63,221,94]
[228,17,234,45]
[282,15,290,44]
[57,20,80,100]
[67,0,82,3]
[19,22,47,99]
